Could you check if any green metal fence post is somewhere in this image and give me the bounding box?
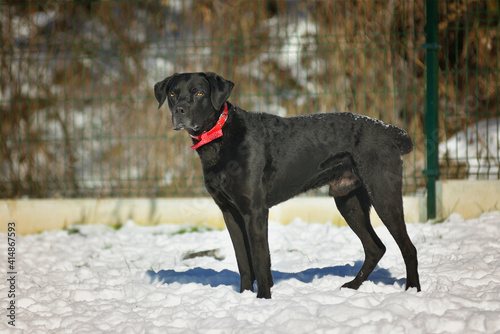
[423,0,440,220]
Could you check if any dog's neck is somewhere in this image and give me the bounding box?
[190,102,229,150]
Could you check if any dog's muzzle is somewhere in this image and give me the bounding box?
[172,105,200,131]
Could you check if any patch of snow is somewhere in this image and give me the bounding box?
[1,212,500,333]
[32,10,56,28]
[239,15,325,95]
[352,112,392,129]
[163,169,175,186]
[439,118,500,179]
[10,16,30,41]
[266,104,288,117]
[169,0,192,14]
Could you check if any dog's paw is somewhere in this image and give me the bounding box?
[405,282,421,292]
[341,279,362,290]
[257,289,272,299]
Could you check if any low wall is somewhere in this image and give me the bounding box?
[1,180,498,235]
[437,180,500,219]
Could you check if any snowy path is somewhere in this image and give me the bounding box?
[1,212,500,333]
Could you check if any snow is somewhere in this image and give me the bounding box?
[238,13,325,113]
[439,118,500,179]
[2,212,500,333]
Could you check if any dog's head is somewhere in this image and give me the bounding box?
[154,72,234,136]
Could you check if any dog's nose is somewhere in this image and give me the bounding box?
[175,106,185,114]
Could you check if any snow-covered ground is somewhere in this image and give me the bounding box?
[439,118,500,179]
[2,212,500,333]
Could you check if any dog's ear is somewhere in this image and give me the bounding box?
[154,74,178,109]
[203,72,235,111]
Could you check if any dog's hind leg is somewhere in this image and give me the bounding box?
[334,187,386,290]
[366,165,421,291]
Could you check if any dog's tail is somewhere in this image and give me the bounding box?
[390,126,413,156]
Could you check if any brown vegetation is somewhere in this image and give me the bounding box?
[0,0,498,198]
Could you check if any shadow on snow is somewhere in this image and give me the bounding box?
[146,261,406,292]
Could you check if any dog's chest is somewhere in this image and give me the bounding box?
[197,144,223,168]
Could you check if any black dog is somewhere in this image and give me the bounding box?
[154,72,421,298]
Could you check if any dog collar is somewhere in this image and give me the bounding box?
[190,102,229,150]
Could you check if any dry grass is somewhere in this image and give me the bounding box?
[1,0,498,198]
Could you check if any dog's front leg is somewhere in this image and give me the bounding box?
[220,208,255,292]
[243,207,273,299]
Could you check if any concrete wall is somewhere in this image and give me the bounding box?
[1,180,498,235]
[437,180,500,219]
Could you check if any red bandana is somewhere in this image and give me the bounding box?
[190,102,229,150]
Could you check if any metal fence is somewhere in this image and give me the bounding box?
[1,0,499,200]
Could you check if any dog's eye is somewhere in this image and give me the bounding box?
[169,92,175,98]
[196,92,204,97]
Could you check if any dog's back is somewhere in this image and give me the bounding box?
[239,109,412,159]
[229,108,411,206]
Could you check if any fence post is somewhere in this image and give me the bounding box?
[423,0,440,220]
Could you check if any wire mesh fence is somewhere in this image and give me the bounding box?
[439,0,500,180]
[0,0,499,199]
